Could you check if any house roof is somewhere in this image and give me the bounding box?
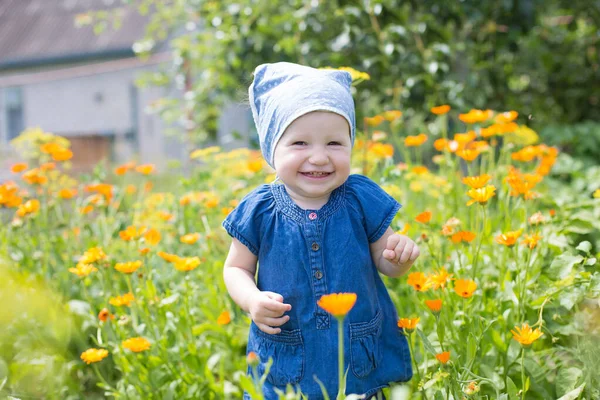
[0,0,151,70]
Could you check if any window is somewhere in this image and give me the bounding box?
[4,87,24,141]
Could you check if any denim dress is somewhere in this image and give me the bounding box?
[222,174,412,399]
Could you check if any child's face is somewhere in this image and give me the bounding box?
[273,111,351,207]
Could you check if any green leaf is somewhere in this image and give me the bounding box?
[548,253,584,280]
[556,367,583,397]
[576,241,592,254]
[416,328,438,356]
[557,383,586,400]
[466,333,477,366]
[506,377,519,399]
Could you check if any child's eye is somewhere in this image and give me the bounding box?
[328,141,342,146]
[292,141,307,146]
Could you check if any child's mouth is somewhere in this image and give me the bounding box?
[300,171,333,179]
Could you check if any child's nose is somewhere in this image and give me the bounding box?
[309,148,329,165]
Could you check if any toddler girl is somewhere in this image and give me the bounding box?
[222,62,420,399]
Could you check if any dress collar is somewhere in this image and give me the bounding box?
[271,181,346,223]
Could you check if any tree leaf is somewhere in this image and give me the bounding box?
[557,383,586,400]
[556,367,583,397]
[548,253,584,280]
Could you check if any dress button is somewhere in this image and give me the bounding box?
[311,242,319,251]
[314,270,323,280]
[308,212,317,220]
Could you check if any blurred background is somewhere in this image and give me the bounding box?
[1,0,598,178]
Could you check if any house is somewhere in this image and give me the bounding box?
[0,0,253,177]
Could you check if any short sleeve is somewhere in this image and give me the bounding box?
[222,184,273,256]
[346,174,402,243]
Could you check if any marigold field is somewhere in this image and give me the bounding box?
[1,106,599,399]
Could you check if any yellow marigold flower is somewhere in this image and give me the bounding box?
[217,310,232,325]
[435,351,451,364]
[143,228,161,246]
[411,166,429,175]
[428,267,453,290]
[407,272,430,292]
[22,169,48,185]
[466,185,496,206]
[397,317,419,333]
[40,142,63,154]
[522,233,542,250]
[450,231,476,244]
[404,133,428,147]
[10,163,28,173]
[454,279,477,298]
[122,337,151,352]
[456,149,480,162]
[441,217,461,236]
[68,263,98,277]
[119,225,146,241]
[58,188,78,199]
[511,323,543,347]
[431,105,451,115]
[337,67,370,82]
[180,232,201,244]
[247,159,263,173]
[369,142,394,158]
[80,348,109,364]
[462,174,492,189]
[458,109,493,124]
[80,247,106,264]
[364,115,385,127]
[464,381,480,396]
[397,223,410,235]
[79,205,93,214]
[381,110,403,121]
[593,189,600,198]
[205,197,219,208]
[16,199,40,217]
[109,292,135,307]
[85,183,113,201]
[425,299,443,313]
[190,146,222,159]
[495,230,522,247]
[495,111,518,124]
[415,211,432,224]
[158,251,180,263]
[52,148,73,161]
[317,293,357,317]
[135,164,155,175]
[40,162,56,171]
[114,260,143,274]
[173,256,201,272]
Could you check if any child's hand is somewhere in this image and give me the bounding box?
[382,233,420,267]
[248,291,292,335]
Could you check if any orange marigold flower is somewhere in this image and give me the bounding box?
[158,211,174,221]
[407,272,429,292]
[69,263,98,277]
[135,164,155,175]
[494,111,518,124]
[10,163,28,173]
[119,225,146,241]
[217,310,232,325]
[40,142,63,154]
[456,149,480,162]
[369,142,394,158]
[122,337,151,352]
[411,166,429,175]
[466,185,496,206]
[114,260,143,274]
[441,217,461,236]
[522,233,542,250]
[173,256,201,272]
[404,133,428,147]
[415,211,432,224]
[397,317,419,333]
[435,351,451,364]
[109,292,135,307]
[431,105,451,115]
[98,308,112,322]
[139,247,151,255]
[180,232,201,244]
[450,231,476,244]
[511,323,543,347]
[205,197,219,208]
[80,205,93,214]
[114,161,136,176]
[143,228,161,246]
[52,148,73,161]
[158,251,180,263]
[433,138,448,151]
[80,247,106,264]
[39,162,56,171]
[427,267,453,290]
[458,109,493,124]
[16,199,40,217]
[454,279,477,298]
[81,348,109,364]
[462,174,492,189]
[22,169,48,185]
[495,230,522,247]
[247,351,260,366]
[425,299,443,313]
[58,188,78,199]
[317,293,357,317]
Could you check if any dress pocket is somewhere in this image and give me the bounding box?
[349,310,383,378]
[250,325,305,386]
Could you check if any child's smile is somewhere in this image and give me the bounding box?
[273,111,352,210]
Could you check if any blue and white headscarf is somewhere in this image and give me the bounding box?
[249,62,356,168]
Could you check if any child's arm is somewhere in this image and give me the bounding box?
[370,227,420,277]
[223,238,291,334]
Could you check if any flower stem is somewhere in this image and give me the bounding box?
[337,316,345,400]
[521,348,527,400]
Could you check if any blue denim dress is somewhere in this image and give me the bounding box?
[223,174,412,399]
